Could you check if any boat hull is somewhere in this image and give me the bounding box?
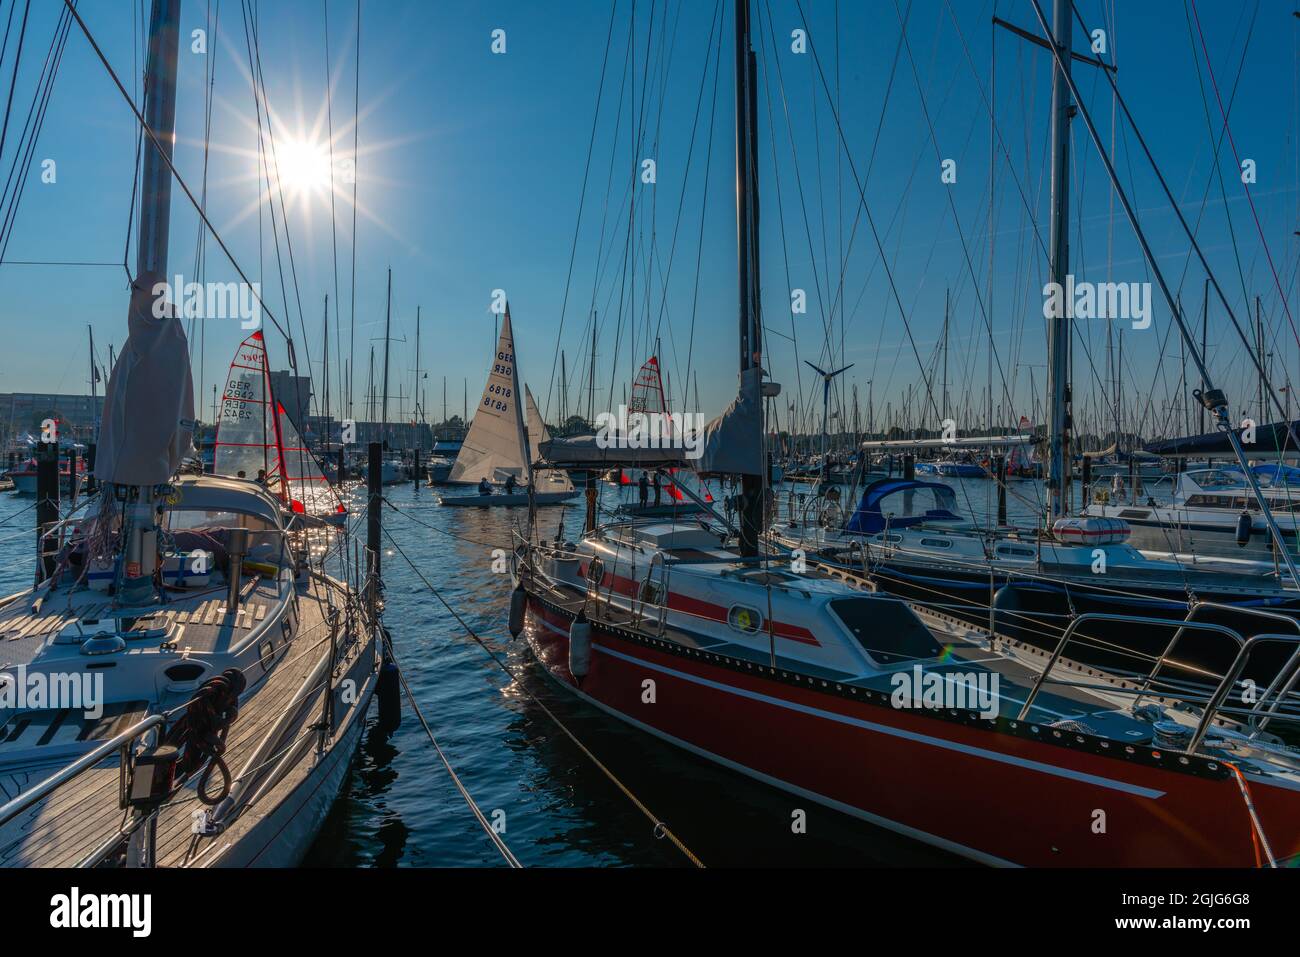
[439,490,578,507]
[522,591,1300,867]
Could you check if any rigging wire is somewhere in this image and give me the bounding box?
[60,0,293,343]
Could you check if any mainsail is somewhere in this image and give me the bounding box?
[214,331,279,484]
[629,354,669,416]
[525,385,573,492]
[447,305,530,484]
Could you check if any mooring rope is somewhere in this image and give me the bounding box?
[378,628,523,869]
[378,520,705,868]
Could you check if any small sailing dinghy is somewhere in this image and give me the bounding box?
[213,330,348,527]
[439,305,578,508]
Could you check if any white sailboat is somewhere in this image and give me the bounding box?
[439,305,578,507]
[0,0,378,868]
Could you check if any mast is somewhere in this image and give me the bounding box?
[87,325,98,443]
[1200,279,1208,434]
[322,295,330,453]
[735,0,763,556]
[381,268,392,449]
[588,314,596,424]
[1045,0,1072,519]
[942,289,949,422]
[414,304,422,450]
[114,0,181,605]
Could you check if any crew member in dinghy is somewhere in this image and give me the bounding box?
[505,474,517,495]
[478,477,492,496]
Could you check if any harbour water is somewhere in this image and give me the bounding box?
[0,473,1168,867]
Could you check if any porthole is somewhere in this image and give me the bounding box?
[727,605,763,634]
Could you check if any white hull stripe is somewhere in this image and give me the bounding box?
[570,629,1165,799]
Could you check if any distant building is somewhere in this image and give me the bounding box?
[0,393,106,445]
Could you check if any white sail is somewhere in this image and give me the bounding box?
[526,385,573,492]
[214,331,279,483]
[447,305,530,485]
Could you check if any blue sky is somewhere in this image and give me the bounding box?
[0,0,1296,441]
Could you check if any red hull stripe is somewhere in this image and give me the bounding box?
[589,636,1164,798]
[591,567,820,646]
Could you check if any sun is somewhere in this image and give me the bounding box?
[274,137,332,197]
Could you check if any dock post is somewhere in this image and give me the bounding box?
[85,443,97,494]
[996,456,1008,526]
[336,445,346,485]
[35,441,59,584]
[413,447,421,487]
[367,441,382,616]
[1080,455,1091,508]
[67,446,78,512]
[903,453,915,481]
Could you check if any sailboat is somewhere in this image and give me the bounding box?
[213,330,347,527]
[438,305,578,507]
[513,0,1300,867]
[0,0,377,868]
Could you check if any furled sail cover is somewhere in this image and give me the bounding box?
[214,332,280,485]
[696,366,764,476]
[94,282,196,485]
[448,305,530,484]
[525,385,573,491]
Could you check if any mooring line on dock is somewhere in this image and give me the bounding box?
[378,629,524,869]
[381,496,510,550]
[378,521,706,868]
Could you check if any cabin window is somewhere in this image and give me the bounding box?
[920,538,952,549]
[638,580,665,606]
[829,598,944,665]
[996,545,1035,558]
[874,533,903,544]
[727,605,763,634]
[585,558,604,586]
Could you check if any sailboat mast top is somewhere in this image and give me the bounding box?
[734,0,761,378]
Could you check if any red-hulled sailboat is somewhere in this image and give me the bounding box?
[512,0,1300,867]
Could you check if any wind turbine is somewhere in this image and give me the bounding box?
[805,361,853,476]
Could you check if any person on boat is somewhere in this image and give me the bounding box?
[478,477,492,496]
[638,471,649,508]
[652,471,661,506]
[255,468,268,488]
[236,470,247,479]
[504,474,517,495]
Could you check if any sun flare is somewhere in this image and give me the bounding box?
[274,137,332,197]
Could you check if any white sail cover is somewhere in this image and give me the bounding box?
[94,283,195,485]
[448,305,530,484]
[214,332,279,483]
[525,385,573,491]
